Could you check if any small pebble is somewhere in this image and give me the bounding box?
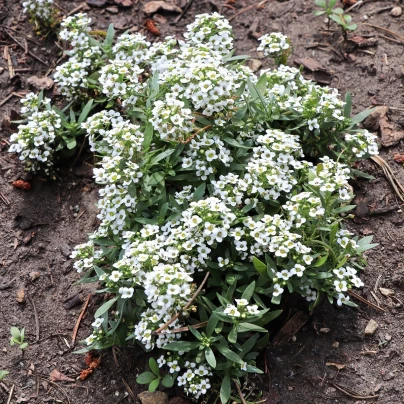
[391,6,402,17]
[385,333,392,341]
[364,319,378,336]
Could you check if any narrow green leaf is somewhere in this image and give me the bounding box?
[220,375,231,404]
[149,357,159,376]
[216,345,244,365]
[148,377,159,392]
[205,347,216,368]
[94,297,118,318]
[163,341,200,352]
[241,281,256,301]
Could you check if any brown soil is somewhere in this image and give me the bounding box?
[1,0,404,403]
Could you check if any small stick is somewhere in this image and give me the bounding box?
[0,25,42,46]
[67,3,85,17]
[6,384,14,404]
[27,292,40,341]
[331,382,379,400]
[174,0,194,24]
[378,34,404,45]
[121,378,136,400]
[234,380,247,404]
[362,22,404,42]
[41,378,71,404]
[71,293,92,345]
[154,272,210,334]
[4,46,15,79]
[3,30,48,65]
[0,192,10,206]
[164,321,208,334]
[75,210,85,221]
[348,290,385,312]
[345,0,363,13]
[229,0,272,22]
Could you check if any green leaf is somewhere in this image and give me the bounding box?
[143,122,154,151]
[344,92,352,118]
[315,0,326,7]
[228,325,238,343]
[246,365,264,374]
[237,323,267,333]
[314,10,326,15]
[192,183,206,201]
[10,327,21,339]
[162,374,174,388]
[347,23,358,31]
[216,345,244,365]
[350,108,375,125]
[66,139,77,150]
[94,297,118,318]
[78,99,94,124]
[163,341,200,352]
[19,342,28,350]
[212,311,235,324]
[104,23,115,47]
[149,357,159,376]
[136,371,156,384]
[223,137,250,149]
[206,315,219,337]
[312,254,329,267]
[253,309,282,327]
[241,281,256,301]
[188,326,203,341]
[252,257,266,276]
[150,149,175,165]
[333,205,356,213]
[0,370,9,380]
[220,375,231,404]
[205,347,216,368]
[148,378,160,392]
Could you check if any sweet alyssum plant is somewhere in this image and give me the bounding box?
[10,12,378,402]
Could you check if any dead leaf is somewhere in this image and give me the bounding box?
[326,362,346,370]
[143,1,182,14]
[12,180,31,190]
[16,288,26,303]
[379,287,395,297]
[294,57,333,85]
[79,368,93,380]
[342,0,356,6]
[272,311,310,346]
[363,106,404,147]
[393,154,404,164]
[348,36,378,48]
[50,369,75,383]
[26,76,54,90]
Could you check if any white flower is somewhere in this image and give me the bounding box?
[273,284,284,297]
[119,287,134,299]
[91,318,104,328]
[224,305,240,317]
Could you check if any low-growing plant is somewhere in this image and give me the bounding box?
[9,12,378,403]
[22,0,57,31]
[0,370,9,380]
[314,0,357,35]
[10,327,28,350]
[136,357,174,392]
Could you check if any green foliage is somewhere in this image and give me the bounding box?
[136,358,174,392]
[10,327,28,350]
[0,370,9,380]
[314,0,358,32]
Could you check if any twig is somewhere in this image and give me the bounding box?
[27,292,40,341]
[362,23,404,42]
[331,382,379,399]
[4,46,15,79]
[0,25,42,45]
[75,210,85,221]
[71,293,92,345]
[164,321,208,334]
[121,378,136,400]
[229,0,272,22]
[371,155,404,202]
[3,30,48,65]
[174,0,194,24]
[234,380,247,404]
[6,384,14,404]
[345,0,363,13]
[378,34,404,45]
[154,272,210,334]
[348,290,385,312]
[0,192,10,206]
[67,4,85,17]
[41,378,71,404]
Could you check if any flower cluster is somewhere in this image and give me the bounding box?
[258,32,291,63]
[12,12,380,402]
[22,0,53,24]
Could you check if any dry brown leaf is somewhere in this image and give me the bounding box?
[394,154,404,164]
[143,1,182,14]
[326,362,346,370]
[50,369,75,383]
[379,287,395,297]
[363,106,404,147]
[27,76,54,90]
[16,288,26,303]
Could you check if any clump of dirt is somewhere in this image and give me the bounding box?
[1,0,404,403]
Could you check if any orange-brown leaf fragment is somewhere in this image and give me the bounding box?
[145,19,161,36]
[394,154,404,164]
[12,180,31,190]
[50,369,75,382]
[79,368,93,380]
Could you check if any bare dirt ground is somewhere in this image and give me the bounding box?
[1,0,404,403]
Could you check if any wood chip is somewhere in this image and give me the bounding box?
[27,76,54,90]
[326,362,346,370]
[379,287,395,297]
[16,288,26,303]
[143,1,182,14]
